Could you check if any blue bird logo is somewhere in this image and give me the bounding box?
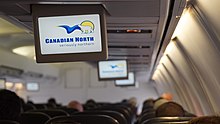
[110,65,118,69]
[59,20,95,34]
[58,25,81,34]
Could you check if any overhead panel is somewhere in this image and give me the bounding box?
[0,0,167,73]
[103,0,160,72]
[107,27,157,42]
[0,4,29,15]
[0,17,26,34]
[104,1,160,17]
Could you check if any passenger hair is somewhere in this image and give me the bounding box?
[68,100,84,112]
[188,116,220,124]
[156,101,185,117]
[0,89,22,121]
[144,98,154,105]
[48,97,57,104]
[48,97,57,108]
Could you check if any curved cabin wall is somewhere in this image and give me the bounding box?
[153,0,220,116]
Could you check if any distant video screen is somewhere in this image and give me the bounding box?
[98,60,128,80]
[115,72,135,86]
[26,82,39,91]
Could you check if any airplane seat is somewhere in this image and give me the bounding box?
[115,104,135,123]
[96,102,112,106]
[28,109,69,118]
[45,115,119,124]
[151,122,189,124]
[74,110,128,124]
[33,104,47,109]
[184,111,197,117]
[57,107,79,115]
[22,104,36,112]
[140,117,193,124]
[142,105,154,111]
[96,106,131,124]
[143,103,154,108]
[0,120,20,124]
[116,103,136,118]
[115,104,133,115]
[46,103,57,109]
[138,111,156,124]
[141,108,155,115]
[19,112,51,124]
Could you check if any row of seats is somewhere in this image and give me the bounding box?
[1,103,136,124]
[1,89,220,124]
[136,98,196,124]
[19,103,136,124]
[0,89,139,124]
[19,102,135,124]
[19,112,119,124]
[136,97,220,124]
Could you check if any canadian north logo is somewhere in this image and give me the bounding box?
[59,20,94,34]
[110,64,124,69]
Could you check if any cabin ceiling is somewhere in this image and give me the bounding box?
[0,0,186,74]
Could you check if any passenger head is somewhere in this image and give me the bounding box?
[188,116,220,124]
[86,99,96,105]
[0,89,22,121]
[156,101,185,117]
[85,99,97,109]
[27,100,34,105]
[48,97,56,104]
[68,100,84,112]
[121,99,128,103]
[143,98,155,107]
[48,97,57,108]
[128,97,137,107]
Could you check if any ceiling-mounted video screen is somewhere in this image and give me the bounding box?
[0,78,5,89]
[26,82,39,92]
[98,60,128,80]
[32,4,108,63]
[115,72,135,87]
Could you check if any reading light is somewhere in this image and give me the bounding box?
[175,16,181,19]
[5,82,14,89]
[14,83,23,90]
[126,29,141,33]
[12,45,35,59]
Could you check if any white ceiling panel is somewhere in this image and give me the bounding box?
[0,0,185,73]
